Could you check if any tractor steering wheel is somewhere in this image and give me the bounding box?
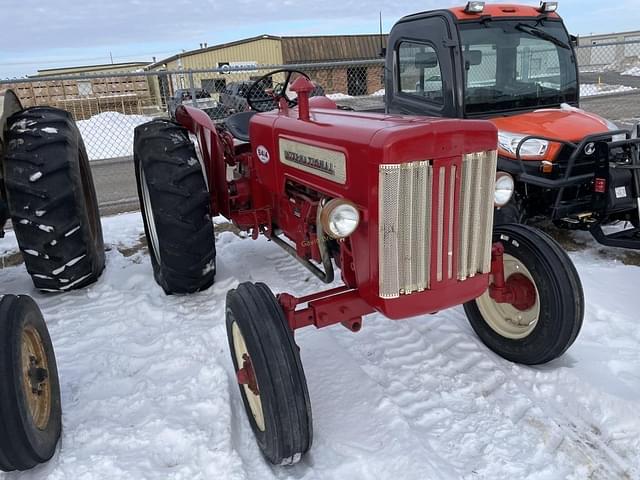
[246,69,311,112]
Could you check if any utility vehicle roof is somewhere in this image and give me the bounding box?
[448,3,561,21]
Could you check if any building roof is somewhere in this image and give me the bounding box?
[36,61,150,76]
[146,34,281,69]
[281,34,388,63]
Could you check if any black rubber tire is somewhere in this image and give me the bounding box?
[4,107,105,291]
[0,295,62,472]
[134,119,215,294]
[464,224,584,365]
[226,282,313,465]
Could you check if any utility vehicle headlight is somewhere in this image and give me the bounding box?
[494,172,515,207]
[604,119,626,142]
[498,131,549,158]
[321,199,360,239]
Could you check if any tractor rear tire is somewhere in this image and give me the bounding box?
[4,107,105,291]
[0,295,62,472]
[464,224,584,365]
[226,282,313,465]
[134,119,215,294]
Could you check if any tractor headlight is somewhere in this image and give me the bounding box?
[604,119,627,142]
[321,199,360,239]
[494,172,515,207]
[498,131,549,158]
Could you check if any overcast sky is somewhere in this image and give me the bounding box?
[1,0,639,78]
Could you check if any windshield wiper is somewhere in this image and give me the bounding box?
[516,23,571,50]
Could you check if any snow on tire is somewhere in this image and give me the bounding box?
[226,282,313,465]
[4,107,105,291]
[0,295,62,472]
[464,224,584,365]
[134,119,215,294]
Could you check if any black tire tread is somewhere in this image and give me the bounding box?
[0,295,62,472]
[464,224,584,365]
[4,106,105,291]
[226,282,312,465]
[134,119,215,294]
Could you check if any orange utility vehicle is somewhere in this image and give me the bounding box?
[383,1,640,248]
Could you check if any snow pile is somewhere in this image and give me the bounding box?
[581,83,636,97]
[372,88,386,97]
[1,212,639,479]
[325,92,353,100]
[622,66,640,77]
[76,112,151,161]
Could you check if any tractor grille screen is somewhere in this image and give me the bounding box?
[378,152,497,299]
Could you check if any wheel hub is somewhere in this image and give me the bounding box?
[236,354,259,396]
[21,326,52,430]
[231,322,265,432]
[477,246,541,340]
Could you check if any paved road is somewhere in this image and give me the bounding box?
[91,157,139,216]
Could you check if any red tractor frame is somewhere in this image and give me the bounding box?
[133,69,583,465]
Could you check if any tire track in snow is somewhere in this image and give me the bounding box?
[330,313,636,479]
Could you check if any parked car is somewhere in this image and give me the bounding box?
[168,88,227,120]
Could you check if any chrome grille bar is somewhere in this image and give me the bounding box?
[458,151,498,280]
[379,162,432,299]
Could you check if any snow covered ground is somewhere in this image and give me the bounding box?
[580,83,636,97]
[77,112,151,161]
[623,66,640,77]
[0,212,639,480]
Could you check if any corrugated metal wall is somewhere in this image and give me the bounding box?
[282,35,388,63]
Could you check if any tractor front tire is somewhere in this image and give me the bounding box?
[134,120,215,294]
[464,224,584,365]
[4,107,105,291]
[0,295,62,472]
[226,282,313,465]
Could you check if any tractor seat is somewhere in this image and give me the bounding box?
[224,111,256,142]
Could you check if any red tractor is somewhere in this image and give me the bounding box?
[133,69,583,465]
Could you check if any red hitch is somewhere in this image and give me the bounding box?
[278,286,374,332]
[236,354,259,396]
[488,243,537,311]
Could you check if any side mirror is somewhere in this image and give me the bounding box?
[465,50,483,66]
[570,34,578,47]
[415,51,438,69]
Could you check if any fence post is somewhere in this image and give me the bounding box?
[188,72,197,107]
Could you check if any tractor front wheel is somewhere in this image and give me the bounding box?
[226,282,312,465]
[0,295,62,472]
[464,224,584,365]
[134,120,215,294]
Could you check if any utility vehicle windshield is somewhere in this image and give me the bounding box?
[458,20,578,115]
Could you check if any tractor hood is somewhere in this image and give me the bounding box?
[489,105,611,143]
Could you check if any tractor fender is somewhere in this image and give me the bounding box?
[0,89,23,148]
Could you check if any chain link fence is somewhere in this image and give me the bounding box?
[1,40,639,162]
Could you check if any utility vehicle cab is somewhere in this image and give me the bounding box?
[385,2,640,249]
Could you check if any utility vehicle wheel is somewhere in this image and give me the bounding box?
[4,107,105,291]
[464,224,584,365]
[134,120,215,294]
[226,282,312,465]
[0,295,61,472]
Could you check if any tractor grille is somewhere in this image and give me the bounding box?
[378,151,497,299]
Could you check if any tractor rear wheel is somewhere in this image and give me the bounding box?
[134,119,215,294]
[464,224,584,365]
[4,107,105,291]
[0,295,62,472]
[226,282,313,465]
